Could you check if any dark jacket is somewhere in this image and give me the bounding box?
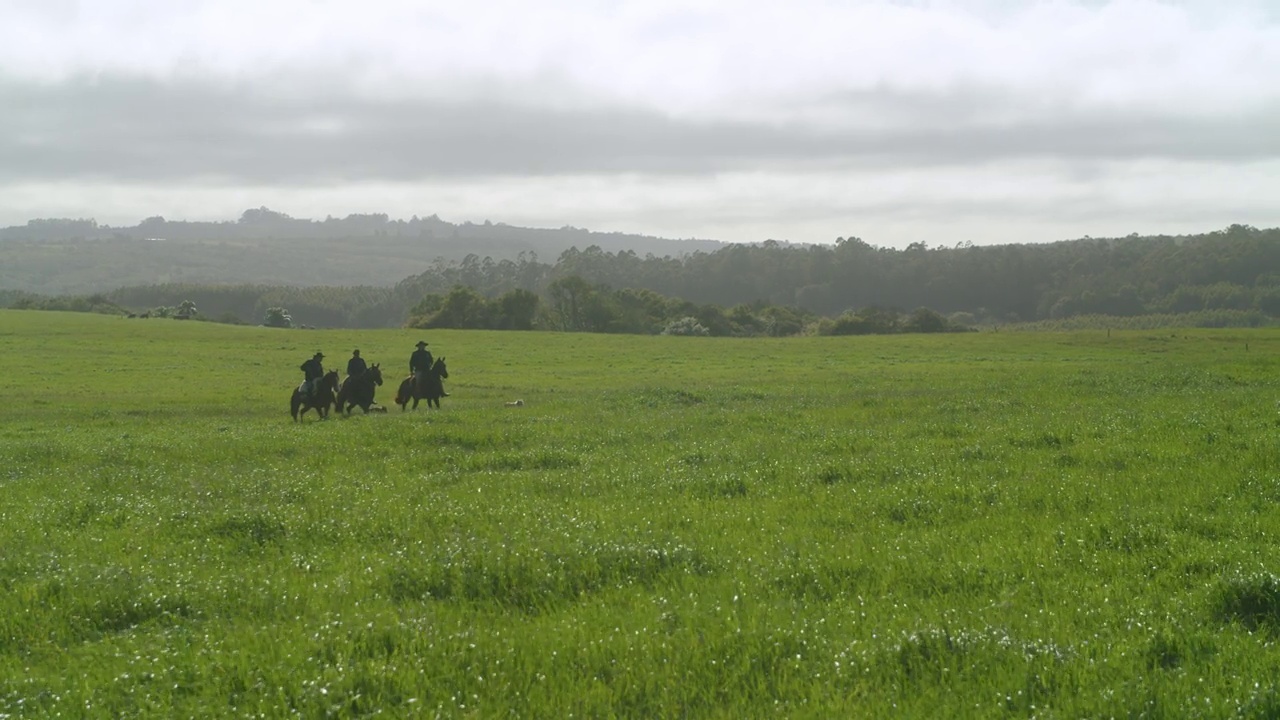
[409,348,434,374]
[301,358,324,381]
[347,356,367,377]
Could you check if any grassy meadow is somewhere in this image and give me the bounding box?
[3,310,1280,718]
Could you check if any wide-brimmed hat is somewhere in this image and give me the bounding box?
[415,341,428,348]
[352,349,360,354]
[314,351,325,358]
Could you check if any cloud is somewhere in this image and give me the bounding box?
[4,0,1276,111]
[0,0,1278,245]
[4,76,1277,186]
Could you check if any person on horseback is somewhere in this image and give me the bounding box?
[300,351,325,397]
[347,349,367,380]
[409,340,449,396]
[409,341,432,392]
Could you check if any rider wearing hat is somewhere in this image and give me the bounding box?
[409,341,433,388]
[409,340,449,396]
[300,351,325,397]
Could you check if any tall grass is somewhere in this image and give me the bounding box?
[2,311,1279,717]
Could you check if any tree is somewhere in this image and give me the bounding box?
[423,286,491,329]
[177,299,198,319]
[1257,287,1280,316]
[263,307,292,328]
[239,207,292,224]
[547,275,597,331]
[406,294,446,328]
[494,288,540,330]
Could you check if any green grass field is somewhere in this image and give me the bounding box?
[3,310,1280,718]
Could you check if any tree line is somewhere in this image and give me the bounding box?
[3,225,1276,333]
[406,282,968,337]
[396,224,1280,329]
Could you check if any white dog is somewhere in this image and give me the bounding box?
[505,400,524,407]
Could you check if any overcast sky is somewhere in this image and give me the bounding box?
[2,0,1277,247]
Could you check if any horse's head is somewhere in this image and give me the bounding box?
[434,357,448,379]
[322,370,340,391]
[369,363,383,386]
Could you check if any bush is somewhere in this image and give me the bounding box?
[661,317,710,336]
[263,307,293,328]
[903,307,949,333]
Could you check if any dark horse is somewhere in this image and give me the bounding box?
[395,356,448,411]
[335,363,384,415]
[290,370,339,421]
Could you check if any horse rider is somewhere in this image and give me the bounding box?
[347,349,367,380]
[300,351,325,397]
[409,341,432,392]
[409,340,449,396]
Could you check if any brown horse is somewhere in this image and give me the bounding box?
[290,370,339,421]
[395,357,448,411]
[335,363,384,415]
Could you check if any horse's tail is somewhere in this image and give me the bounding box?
[395,377,413,405]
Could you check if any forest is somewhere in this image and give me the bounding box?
[2,223,1277,335]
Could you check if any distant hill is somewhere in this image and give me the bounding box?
[0,208,727,294]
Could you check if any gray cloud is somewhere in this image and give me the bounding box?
[2,0,1278,246]
[3,75,1277,186]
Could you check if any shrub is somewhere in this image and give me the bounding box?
[662,317,710,336]
[263,307,293,328]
